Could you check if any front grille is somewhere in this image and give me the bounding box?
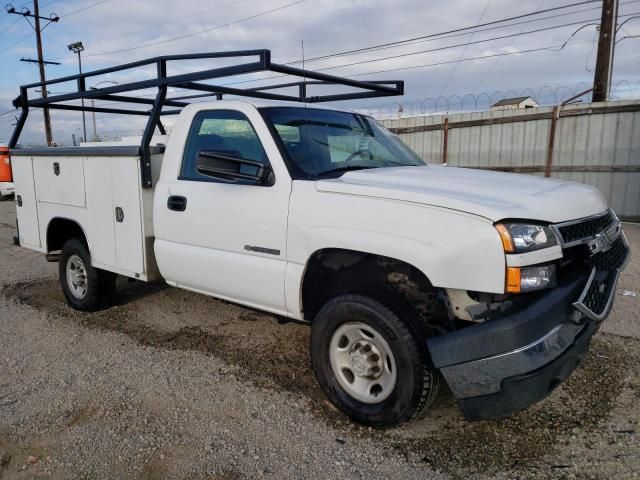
[571,233,629,322]
[557,210,614,244]
[589,236,628,271]
[582,271,615,316]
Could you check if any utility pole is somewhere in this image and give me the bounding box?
[592,0,619,102]
[33,0,52,146]
[6,2,60,146]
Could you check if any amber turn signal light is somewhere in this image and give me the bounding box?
[495,224,514,253]
[506,267,521,293]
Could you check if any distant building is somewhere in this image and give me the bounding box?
[490,96,539,111]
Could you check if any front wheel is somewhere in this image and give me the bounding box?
[310,294,438,427]
[59,238,116,311]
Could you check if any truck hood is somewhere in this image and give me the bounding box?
[315,165,607,223]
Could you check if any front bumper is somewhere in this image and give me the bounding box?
[428,233,630,421]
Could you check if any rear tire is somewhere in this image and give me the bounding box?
[59,238,116,311]
[310,294,438,427]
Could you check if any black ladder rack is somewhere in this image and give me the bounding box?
[9,49,404,188]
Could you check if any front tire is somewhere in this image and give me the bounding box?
[59,238,116,311]
[310,294,438,427]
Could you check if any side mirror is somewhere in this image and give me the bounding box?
[196,150,273,185]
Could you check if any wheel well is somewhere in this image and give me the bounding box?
[301,249,452,330]
[46,218,87,253]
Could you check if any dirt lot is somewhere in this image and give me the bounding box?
[0,200,638,480]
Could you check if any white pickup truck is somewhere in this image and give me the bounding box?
[8,52,630,426]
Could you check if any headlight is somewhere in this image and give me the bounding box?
[495,223,557,253]
[506,264,557,293]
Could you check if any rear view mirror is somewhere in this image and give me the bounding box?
[196,150,273,185]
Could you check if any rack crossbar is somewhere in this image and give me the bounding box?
[9,49,404,188]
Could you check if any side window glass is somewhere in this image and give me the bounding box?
[180,110,268,181]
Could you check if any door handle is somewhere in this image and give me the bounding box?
[167,195,187,212]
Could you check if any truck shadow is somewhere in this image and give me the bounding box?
[113,277,168,305]
[2,278,634,478]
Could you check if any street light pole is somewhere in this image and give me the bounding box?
[67,41,86,142]
[90,80,118,141]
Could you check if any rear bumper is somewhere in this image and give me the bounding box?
[0,181,14,196]
[428,238,630,421]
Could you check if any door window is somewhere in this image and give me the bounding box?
[180,110,268,182]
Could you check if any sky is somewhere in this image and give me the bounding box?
[0,0,638,145]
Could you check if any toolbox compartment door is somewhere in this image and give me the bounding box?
[33,156,86,207]
[85,157,117,267]
[112,157,144,274]
[85,155,144,276]
[11,156,41,249]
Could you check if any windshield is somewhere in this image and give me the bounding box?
[261,107,425,179]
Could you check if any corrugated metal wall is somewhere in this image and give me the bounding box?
[382,100,640,220]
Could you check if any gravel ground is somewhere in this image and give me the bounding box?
[0,200,638,480]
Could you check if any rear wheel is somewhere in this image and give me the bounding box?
[310,294,438,427]
[59,238,116,311]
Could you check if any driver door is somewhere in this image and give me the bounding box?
[153,109,291,315]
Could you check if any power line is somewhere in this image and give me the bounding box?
[617,13,640,29]
[106,0,251,44]
[97,35,600,110]
[62,0,110,18]
[92,9,640,111]
[37,0,59,12]
[300,14,640,74]
[204,15,626,91]
[0,0,116,74]
[299,1,640,69]
[0,62,27,77]
[558,22,601,49]
[0,60,20,75]
[51,0,307,60]
[616,32,640,41]
[439,0,494,96]
[345,45,562,78]
[218,1,635,88]
[584,27,599,71]
[217,13,638,91]
[0,16,22,36]
[0,32,33,55]
[287,0,602,65]
[473,0,549,92]
[12,5,638,114]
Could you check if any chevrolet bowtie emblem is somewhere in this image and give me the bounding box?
[588,221,621,255]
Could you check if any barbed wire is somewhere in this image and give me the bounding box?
[356,79,640,119]
[20,79,640,144]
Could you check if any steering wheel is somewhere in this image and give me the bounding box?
[344,148,373,163]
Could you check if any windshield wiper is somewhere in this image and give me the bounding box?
[316,165,376,178]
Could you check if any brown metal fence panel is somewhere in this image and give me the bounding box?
[382,100,640,220]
